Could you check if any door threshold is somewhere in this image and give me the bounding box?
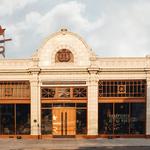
[53,135,75,138]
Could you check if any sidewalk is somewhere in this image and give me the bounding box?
[0,138,150,150]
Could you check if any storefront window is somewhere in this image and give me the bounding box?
[98,103,145,135]
[130,103,145,134]
[98,103,113,134]
[76,109,87,134]
[114,103,129,134]
[16,104,30,134]
[0,104,30,135]
[0,104,14,134]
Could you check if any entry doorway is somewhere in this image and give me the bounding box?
[52,107,76,136]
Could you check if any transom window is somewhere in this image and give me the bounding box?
[99,80,146,97]
[0,81,30,99]
[41,87,87,99]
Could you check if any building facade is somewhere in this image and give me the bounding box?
[0,28,150,138]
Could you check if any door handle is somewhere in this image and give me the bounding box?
[61,112,63,135]
[65,112,67,135]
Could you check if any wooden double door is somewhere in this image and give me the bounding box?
[52,107,76,136]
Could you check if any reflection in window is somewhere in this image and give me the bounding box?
[41,109,52,134]
[114,103,129,134]
[130,103,145,134]
[58,88,70,98]
[0,104,30,135]
[98,103,113,134]
[76,109,87,134]
[98,103,145,135]
[0,104,14,134]
[16,104,30,134]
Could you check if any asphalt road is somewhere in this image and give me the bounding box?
[77,147,150,150]
[6,147,150,150]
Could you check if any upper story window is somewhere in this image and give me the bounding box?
[55,49,74,63]
[99,80,146,98]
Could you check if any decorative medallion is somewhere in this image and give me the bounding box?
[117,85,126,94]
[55,49,73,62]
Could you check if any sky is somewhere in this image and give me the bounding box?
[1,0,150,58]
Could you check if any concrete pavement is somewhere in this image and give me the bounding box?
[0,138,150,150]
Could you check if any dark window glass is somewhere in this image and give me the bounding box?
[16,104,30,134]
[98,103,113,134]
[42,103,52,108]
[53,103,64,107]
[114,103,129,134]
[76,103,87,108]
[41,109,52,134]
[98,103,145,135]
[76,109,87,134]
[64,103,75,107]
[0,104,15,134]
[130,103,145,134]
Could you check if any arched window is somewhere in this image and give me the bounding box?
[55,49,74,63]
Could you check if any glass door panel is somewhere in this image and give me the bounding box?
[41,109,52,134]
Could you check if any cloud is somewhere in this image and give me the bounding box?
[36,1,89,35]
[3,0,150,58]
[0,0,38,16]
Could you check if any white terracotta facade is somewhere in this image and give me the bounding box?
[0,28,149,138]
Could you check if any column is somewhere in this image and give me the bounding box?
[146,77,150,137]
[30,71,41,136]
[87,69,99,135]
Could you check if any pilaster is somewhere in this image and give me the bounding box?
[146,73,150,136]
[30,67,41,136]
[87,68,99,135]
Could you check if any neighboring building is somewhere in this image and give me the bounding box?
[0,28,149,138]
